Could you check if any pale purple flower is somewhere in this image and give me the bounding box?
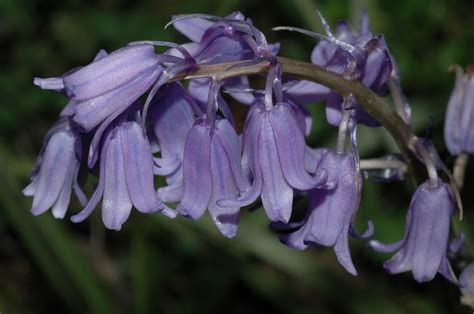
[220,100,328,223]
[313,13,392,127]
[171,12,279,64]
[176,117,250,238]
[444,66,474,155]
[275,11,392,127]
[71,119,175,230]
[23,118,87,219]
[35,45,163,132]
[149,82,197,203]
[369,181,457,283]
[280,150,371,275]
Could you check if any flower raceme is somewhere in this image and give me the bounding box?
[24,11,463,283]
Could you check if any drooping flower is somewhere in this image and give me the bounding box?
[35,45,163,132]
[219,64,328,222]
[71,118,175,230]
[171,12,279,64]
[220,100,327,223]
[369,181,457,283]
[148,82,197,203]
[176,117,250,238]
[280,150,370,275]
[275,11,393,127]
[23,117,87,219]
[444,65,474,156]
[170,12,279,115]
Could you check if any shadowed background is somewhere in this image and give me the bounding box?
[1,0,474,313]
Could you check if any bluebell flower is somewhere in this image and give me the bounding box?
[218,65,328,222]
[171,12,279,64]
[148,82,198,203]
[220,100,327,223]
[176,117,250,238]
[71,119,175,230]
[280,150,372,275]
[275,11,393,127]
[23,117,87,219]
[369,181,457,283]
[444,66,474,155]
[36,44,163,132]
[170,12,278,118]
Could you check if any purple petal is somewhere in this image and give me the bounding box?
[285,80,330,105]
[64,45,159,100]
[269,103,326,190]
[120,122,164,213]
[74,67,160,132]
[176,120,212,219]
[259,115,293,222]
[158,182,184,203]
[334,229,358,275]
[71,134,112,223]
[51,159,77,219]
[208,131,241,238]
[153,155,181,176]
[439,255,458,284]
[215,119,250,193]
[102,130,132,231]
[30,132,76,215]
[369,239,404,253]
[172,17,214,42]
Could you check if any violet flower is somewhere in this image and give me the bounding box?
[71,119,175,231]
[35,44,163,132]
[220,66,327,223]
[176,117,250,238]
[275,11,393,127]
[444,66,474,155]
[149,82,197,203]
[281,150,369,275]
[171,12,279,64]
[170,12,278,115]
[23,118,87,219]
[369,181,457,283]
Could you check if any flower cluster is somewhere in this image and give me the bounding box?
[25,11,464,283]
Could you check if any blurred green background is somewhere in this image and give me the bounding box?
[1,0,474,313]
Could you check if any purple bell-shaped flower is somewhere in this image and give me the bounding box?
[220,65,327,223]
[369,181,457,283]
[23,117,87,219]
[71,117,175,230]
[149,82,198,203]
[280,150,367,275]
[36,44,163,132]
[176,116,250,238]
